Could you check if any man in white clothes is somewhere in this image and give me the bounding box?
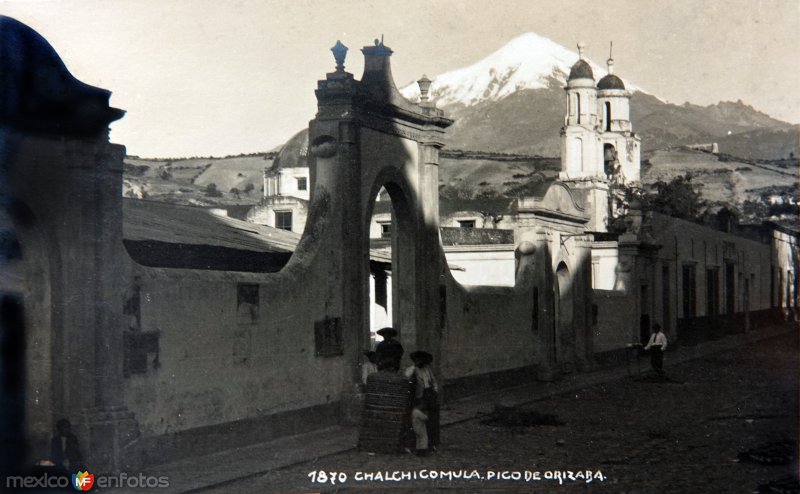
[644,324,668,375]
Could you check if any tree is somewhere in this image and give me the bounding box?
[230,187,241,199]
[649,174,706,220]
[608,173,707,233]
[243,182,255,194]
[205,183,222,197]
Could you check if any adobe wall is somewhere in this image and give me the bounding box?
[443,246,516,287]
[122,251,351,464]
[439,282,535,385]
[592,289,633,353]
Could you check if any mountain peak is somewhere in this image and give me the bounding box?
[401,32,633,107]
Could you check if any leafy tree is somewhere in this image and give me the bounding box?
[205,183,222,197]
[608,173,707,232]
[648,174,706,220]
[243,182,255,194]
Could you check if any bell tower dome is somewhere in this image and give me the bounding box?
[596,42,640,184]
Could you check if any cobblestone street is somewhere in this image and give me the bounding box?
[204,331,798,493]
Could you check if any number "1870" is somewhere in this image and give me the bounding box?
[308,471,348,485]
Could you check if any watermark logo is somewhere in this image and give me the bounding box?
[6,471,168,490]
[72,471,95,491]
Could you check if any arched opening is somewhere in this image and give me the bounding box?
[604,101,612,131]
[555,262,575,371]
[366,187,393,350]
[0,293,26,476]
[0,209,56,472]
[363,175,418,363]
[603,143,617,177]
[576,93,581,124]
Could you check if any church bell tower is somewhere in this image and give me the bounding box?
[559,43,641,232]
[559,43,608,232]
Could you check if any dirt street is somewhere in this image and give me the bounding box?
[207,331,798,493]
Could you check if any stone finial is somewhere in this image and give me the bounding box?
[417,75,432,102]
[577,42,586,60]
[331,40,348,72]
[607,41,614,74]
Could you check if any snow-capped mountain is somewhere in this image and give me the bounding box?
[400,32,636,107]
[396,32,793,159]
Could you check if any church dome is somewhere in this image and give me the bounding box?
[598,74,625,90]
[271,128,309,171]
[568,60,594,81]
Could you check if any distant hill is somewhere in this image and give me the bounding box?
[436,147,797,224]
[123,153,273,206]
[123,143,796,229]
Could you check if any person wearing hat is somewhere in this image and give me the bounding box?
[375,327,404,372]
[361,350,378,385]
[405,350,439,454]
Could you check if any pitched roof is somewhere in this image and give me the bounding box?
[122,198,391,270]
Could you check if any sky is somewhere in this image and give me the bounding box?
[2,0,798,158]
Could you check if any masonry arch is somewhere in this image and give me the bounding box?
[308,39,451,390]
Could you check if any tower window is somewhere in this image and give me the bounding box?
[576,94,581,124]
[604,144,616,176]
[605,102,611,131]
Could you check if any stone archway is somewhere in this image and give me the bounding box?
[306,39,451,388]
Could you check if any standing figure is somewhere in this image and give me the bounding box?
[405,350,439,454]
[51,419,82,473]
[375,327,404,372]
[644,323,668,375]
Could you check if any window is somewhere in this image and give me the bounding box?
[706,268,719,316]
[314,316,343,357]
[237,284,259,324]
[725,263,736,314]
[296,177,308,191]
[604,102,611,131]
[458,220,475,228]
[682,264,696,318]
[380,223,391,239]
[123,331,159,377]
[275,211,293,231]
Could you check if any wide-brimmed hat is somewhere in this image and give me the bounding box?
[410,350,433,365]
[376,327,397,338]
